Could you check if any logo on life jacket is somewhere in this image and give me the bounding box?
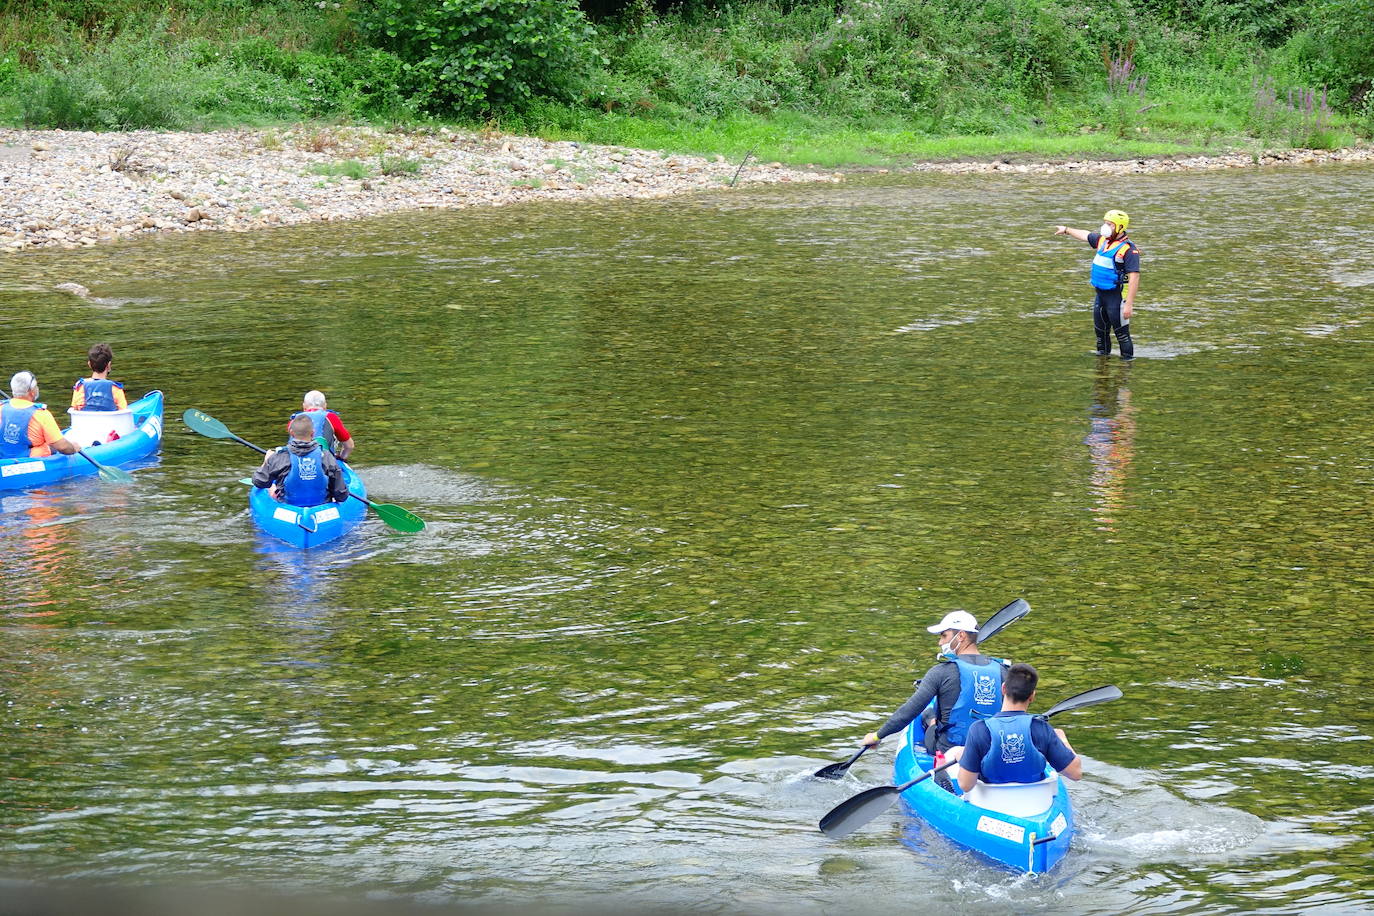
[1000,731,1027,765]
[298,456,319,478]
[973,673,998,706]
[3,421,21,443]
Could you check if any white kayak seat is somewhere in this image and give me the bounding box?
[965,774,1060,818]
[67,407,136,446]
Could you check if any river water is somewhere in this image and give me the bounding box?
[1,164,1372,914]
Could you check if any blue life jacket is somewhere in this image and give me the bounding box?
[291,410,336,450]
[940,655,1004,745]
[1091,237,1133,291]
[75,377,122,411]
[283,445,330,506]
[979,712,1048,784]
[0,400,42,458]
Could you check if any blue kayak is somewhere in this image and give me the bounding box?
[894,721,1073,873]
[0,390,164,490]
[248,461,367,549]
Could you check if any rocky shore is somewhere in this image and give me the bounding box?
[2,126,1371,253]
[0,126,831,252]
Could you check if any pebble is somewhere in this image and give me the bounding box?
[0,125,1367,253]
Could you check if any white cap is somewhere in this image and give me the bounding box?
[925,610,979,634]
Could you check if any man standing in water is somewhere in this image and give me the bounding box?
[1055,210,1140,359]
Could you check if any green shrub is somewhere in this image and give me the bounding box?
[19,30,189,128]
[377,153,422,175]
[352,0,601,115]
[306,159,372,179]
[1272,0,1374,110]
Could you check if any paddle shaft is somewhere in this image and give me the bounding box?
[895,755,959,793]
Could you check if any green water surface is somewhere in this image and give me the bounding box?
[1,164,1372,914]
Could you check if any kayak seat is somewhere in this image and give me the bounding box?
[965,774,1060,817]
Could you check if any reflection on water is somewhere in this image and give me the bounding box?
[1085,357,1136,532]
[1,165,1373,914]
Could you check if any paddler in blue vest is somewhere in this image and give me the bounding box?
[252,414,350,506]
[1054,210,1140,359]
[957,662,1082,790]
[2,372,77,458]
[860,610,1008,784]
[70,343,128,412]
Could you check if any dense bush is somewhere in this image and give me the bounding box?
[1272,0,1374,113]
[351,0,601,115]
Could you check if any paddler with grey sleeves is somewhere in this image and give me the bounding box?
[1054,209,1140,359]
[859,610,1008,784]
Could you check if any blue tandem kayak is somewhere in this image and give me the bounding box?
[248,461,367,549]
[0,390,164,490]
[894,721,1074,873]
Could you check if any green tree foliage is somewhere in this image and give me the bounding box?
[352,0,602,115]
[1274,0,1374,112]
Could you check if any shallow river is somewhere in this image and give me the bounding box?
[1,163,1372,914]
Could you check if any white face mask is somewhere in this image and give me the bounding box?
[1100,223,1115,238]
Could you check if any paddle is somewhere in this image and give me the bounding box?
[1,386,133,484]
[182,408,426,533]
[76,449,135,484]
[818,683,1122,839]
[812,598,1033,780]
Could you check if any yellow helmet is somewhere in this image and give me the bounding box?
[1103,209,1130,232]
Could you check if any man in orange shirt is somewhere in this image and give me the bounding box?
[2,372,78,459]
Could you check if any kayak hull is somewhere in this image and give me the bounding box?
[0,390,164,490]
[249,462,367,549]
[894,722,1073,873]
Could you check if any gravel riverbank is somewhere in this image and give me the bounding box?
[0,125,832,252]
[2,126,1371,253]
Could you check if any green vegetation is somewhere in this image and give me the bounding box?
[0,0,1368,164]
[306,159,373,180]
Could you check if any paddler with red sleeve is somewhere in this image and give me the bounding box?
[288,389,355,460]
[2,372,77,458]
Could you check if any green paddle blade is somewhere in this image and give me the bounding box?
[238,477,253,485]
[370,501,426,533]
[97,463,136,484]
[182,408,233,439]
[76,448,134,484]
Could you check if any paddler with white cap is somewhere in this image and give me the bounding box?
[858,609,1009,788]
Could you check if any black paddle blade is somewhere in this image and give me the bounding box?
[1042,685,1123,719]
[818,784,901,839]
[813,746,867,781]
[182,408,232,440]
[977,598,1030,644]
